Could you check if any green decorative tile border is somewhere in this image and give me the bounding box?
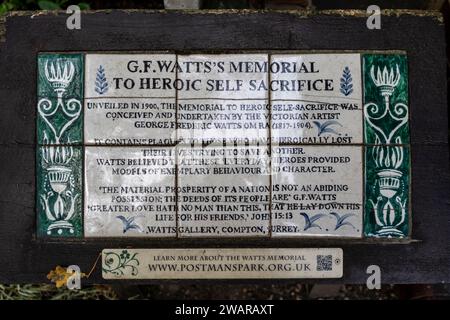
[37,53,84,145]
[363,54,410,238]
[364,146,409,238]
[37,145,83,237]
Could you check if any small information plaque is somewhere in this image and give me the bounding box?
[102,248,343,279]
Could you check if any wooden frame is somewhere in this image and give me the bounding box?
[0,10,448,284]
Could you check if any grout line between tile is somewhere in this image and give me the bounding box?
[175,53,180,239]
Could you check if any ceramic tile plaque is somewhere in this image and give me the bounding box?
[84,147,176,237]
[271,146,363,237]
[270,54,362,145]
[102,248,343,279]
[36,52,410,239]
[84,54,177,145]
[177,54,269,145]
[177,144,271,237]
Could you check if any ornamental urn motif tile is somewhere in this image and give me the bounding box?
[363,54,410,238]
[37,145,83,237]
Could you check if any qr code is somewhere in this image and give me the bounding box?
[316,255,333,271]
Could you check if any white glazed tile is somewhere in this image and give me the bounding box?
[84,146,176,237]
[84,97,176,145]
[177,144,271,237]
[177,99,269,145]
[270,54,362,144]
[271,145,363,237]
[85,54,176,98]
[177,54,269,100]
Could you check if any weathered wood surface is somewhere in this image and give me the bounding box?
[0,10,448,284]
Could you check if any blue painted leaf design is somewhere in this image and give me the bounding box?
[312,121,321,130]
[340,66,353,96]
[300,212,325,230]
[321,127,340,135]
[116,215,142,233]
[321,120,341,128]
[313,120,342,136]
[329,212,356,230]
[95,65,109,95]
